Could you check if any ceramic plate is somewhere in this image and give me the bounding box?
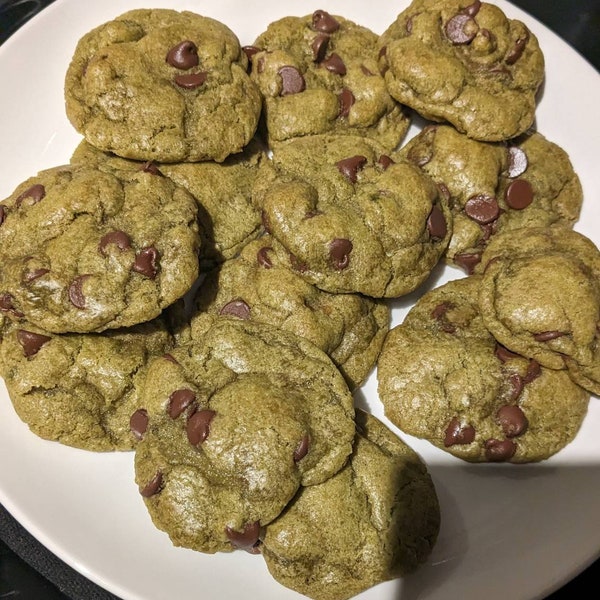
[0,1,599,599]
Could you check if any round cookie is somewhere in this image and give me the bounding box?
[64,9,262,162]
[133,315,355,554]
[260,409,440,600]
[71,139,264,265]
[247,9,410,151]
[377,275,590,463]
[0,163,200,333]
[379,0,545,141]
[0,317,173,451]
[399,125,583,273]
[192,235,390,389]
[253,134,452,298]
[477,225,600,370]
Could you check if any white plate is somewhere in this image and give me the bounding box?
[0,1,599,599]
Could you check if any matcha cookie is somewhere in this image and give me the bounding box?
[261,409,440,600]
[253,134,451,297]
[478,225,600,370]
[377,276,590,462]
[65,9,262,162]
[247,9,410,151]
[400,125,583,273]
[0,317,173,451]
[192,235,390,389]
[379,0,545,141]
[0,163,200,333]
[71,139,264,265]
[133,315,355,554]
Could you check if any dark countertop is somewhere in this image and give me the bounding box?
[0,1,599,599]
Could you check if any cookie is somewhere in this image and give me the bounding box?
[71,138,264,265]
[253,134,451,297]
[64,9,262,162]
[133,315,355,554]
[477,225,600,370]
[377,275,590,462]
[261,409,440,600]
[379,0,545,141]
[0,317,173,451]
[192,235,390,389]
[0,163,200,333]
[247,9,410,151]
[399,125,583,273]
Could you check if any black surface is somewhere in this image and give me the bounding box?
[0,1,599,599]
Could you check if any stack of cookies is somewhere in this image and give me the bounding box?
[0,2,597,600]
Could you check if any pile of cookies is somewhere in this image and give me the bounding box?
[0,1,598,599]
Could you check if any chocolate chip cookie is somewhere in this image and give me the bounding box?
[65,9,262,162]
[0,163,200,333]
[377,275,590,462]
[133,315,355,554]
[379,0,545,141]
[192,235,390,389]
[253,134,451,297]
[400,125,583,273]
[247,9,410,151]
[261,409,440,600]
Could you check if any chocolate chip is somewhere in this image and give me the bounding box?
[494,343,521,363]
[464,194,500,224]
[523,360,541,383]
[139,471,163,498]
[68,275,90,309]
[187,409,216,446]
[360,64,374,76]
[505,29,530,65]
[15,184,45,208]
[130,409,149,440]
[289,253,308,273]
[533,330,566,342]
[338,87,354,118]
[506,372,524,402]
[293,434,310,462]
[506,146,528,178]
[0,205,5,226]
[174,72,208,89]
[444,417,476,447]
[168,389,196,419]
[504,179,533,210]
[377,155,394,170]
[242,45,262,62]
[462,0,482,16]
[99,230,131,256]
[166,41,199,70]
[256,246,273,268]
[445,14,479,44]
[22,268,49,284]
[427,204,447,240]
[163,353,178,364]
[0,293,18,314]
[278,66,305,95]
[484,438,516,461]
[16,329,52,358]
[329,238,352,270]
[133,247,160,279]
[312,10,340,33]
[335,155,367,183]
[431,301,456,333]
[225,521,261,553]
[140,161,163,176]
[321,53,346,75]
[311,33,330,62]
[304,209,323,219]
[496,405,528,438]
[454,252,481,274]
[219,298,251,319]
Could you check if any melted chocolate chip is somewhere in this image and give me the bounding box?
[187,409,216,446]
[506,146,528,178]
[496,405,529,438]
[99,230,131,255]
[130,409,149,440]
[22,268,49,284]
[256,246,273,268]
[523,360,541,383]
[16,329,52,358]
[533,330,566,342]
[427,204,447,240]
[166,41,199,69]
[141,161,163,176]
[68,275,90,309]
[293,434,310,462]
[444,417,476,447]
[168,389,196,419]
[506,372,524,402]
[139,471,163,497]
[329,238,352,270]
[338,87,354,118]
[278,65,305,95]
[15,184,45,208]
[505,29,530,65]
[336,155,367,183]
[431,301,456,333]
[312,10,340,33]
[463,0,482,16]
[377,155,394,170]
[242,45,262,62]
[219,298,251,319]
[454,252,481,274]
[225,521,261,552]
[133,247,159,279]
[464,194,500,224]
[174,72,208,89]
[484,438,516,462]
[504,179,533,210]
[494,343,521,363]
[321,53,346,75]
[311,33,330,62]
[445,14,479,44]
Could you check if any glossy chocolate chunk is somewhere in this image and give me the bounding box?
[166,40,199,70]
[139,471,163,497]
[335,155,367,183]
[329,238,352,270]
[187,409,216,446]
[16,329,52,358]
[130,409,149,440]
[496,405,529,438]
[168,389,196,419]
[444,417,476,447]
[219,298,251,319]
[174,72,208,89]
[133,247,159,279]
[311,10,340,33]
[278,65,305,95]
[504,179,533,209]
[99,230,131,255]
